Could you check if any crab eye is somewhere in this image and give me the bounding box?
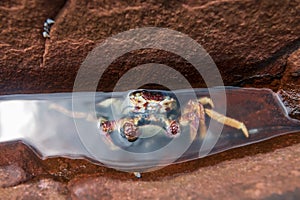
[166,121,180,137]
[121,122,139,142]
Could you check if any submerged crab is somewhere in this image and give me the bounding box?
[98,90,249,142]
[49,89,249,178]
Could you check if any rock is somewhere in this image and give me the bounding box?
[68,138,300,199]
[0,0,299,93]
[0,141,45,179]
[0,0,66,94]
[279,49,300,119]
[0,0,300,199]
[0,165,27,187]
[0,178,68,200]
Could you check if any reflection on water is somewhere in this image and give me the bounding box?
[0,100,36,141]
[0,88,299,173]
[0,96,89,157]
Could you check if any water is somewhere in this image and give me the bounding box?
[0,87,299,173]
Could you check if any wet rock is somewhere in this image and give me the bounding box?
[0,165,27,187]
[0,179,68,200]
[291,70,300,77]
[279,49,300,119]
[69,177,113,200]
[0,141,45,180]
[264,188,300,200]
[67,140,300,199]
[41,157,109,182]
[0,0,300,199]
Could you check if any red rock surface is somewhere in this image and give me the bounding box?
[279,49,300,120]
[0,0,300,199]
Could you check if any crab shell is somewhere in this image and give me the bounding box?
[129,90,177,114]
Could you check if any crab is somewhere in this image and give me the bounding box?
[49,89,249,178]
[98,90,249,142]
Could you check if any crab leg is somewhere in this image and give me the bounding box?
[180,100,207,139]
[49,103,95,121]
[197,97,214,138]
[198,97,215,108]
[205,109,249,138]
[197,102,207,138]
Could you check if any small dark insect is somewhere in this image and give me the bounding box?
[43,18,55,38]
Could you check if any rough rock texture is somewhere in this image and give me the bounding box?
[0,0,300,199]
[279,49,300,120]
[68,140,300,200]
[0,164,27,187]
[0,179,68,199]
[1,0,300,93]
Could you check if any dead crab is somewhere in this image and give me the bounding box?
[98,90,249,142]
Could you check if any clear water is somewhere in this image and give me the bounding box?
[0,87,299,173]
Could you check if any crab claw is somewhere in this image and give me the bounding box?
[99,120,114,133]
[166,120,181,137]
